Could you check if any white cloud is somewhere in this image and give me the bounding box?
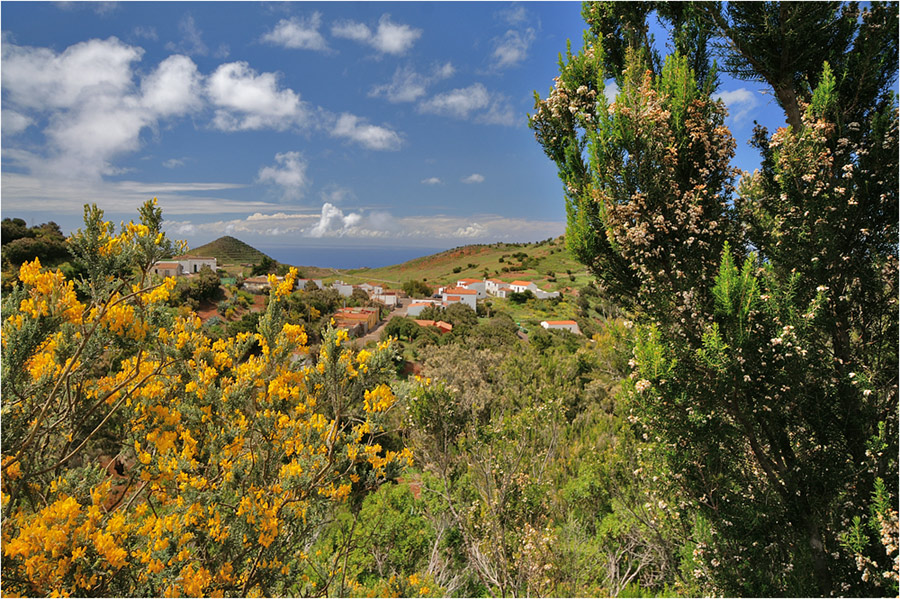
[491,28,535,69]
[715,87,759,126]
[1,38,205,179]
[162,157,186,168]
[454,223,487,238]
[261,14,328,52]
[330,20,371,43]
[419,83,489,119]
[2,110,33,136]
[418,83,516,126]
[165,14,208,56]
[331,113,402,151]
[369,62,455,103]
[1,37,143,111]
[257,151,309,200]
[309,202,364,237]
[207,61,308,131]
[462,173,485,184]
[421,177,442,185]
[331,14,421,55]
[141,54,203,117]
[372,15,422,55]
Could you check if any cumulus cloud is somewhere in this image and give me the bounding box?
[491,28,535,69]
[331,113,402,151]
[261,14,328,51]
[309,202,364,237]
[331,14,421,55]
[1,37,203,179]
[715,87,759,126]
[141,54,203,117]
[207,61,308,131]
[257,151,308,200]
[418,83,516,126]
[421,177,442,185]
[369,62,455,103]
[462,173,485,184]
[454,222,487,238]
[1,37,143,111]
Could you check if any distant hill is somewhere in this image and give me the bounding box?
[335,237,594,293]
[182,236,272,265]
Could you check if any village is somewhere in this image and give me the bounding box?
[150,256,581,339]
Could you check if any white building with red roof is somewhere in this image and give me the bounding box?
[441,287,477,309]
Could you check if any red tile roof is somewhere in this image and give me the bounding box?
[443,287,477,295]
[544,320,578,325]
[510,280,533,287]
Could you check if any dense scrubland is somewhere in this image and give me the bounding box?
[2,2,898,598]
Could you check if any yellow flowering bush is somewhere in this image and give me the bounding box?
[1,200,408,596]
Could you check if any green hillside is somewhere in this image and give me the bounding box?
[334,237,594,292]
[182,236,272,265]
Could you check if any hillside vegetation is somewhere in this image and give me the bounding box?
[182,235,272,265]
[336,237,594,290]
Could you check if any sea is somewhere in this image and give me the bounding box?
[255,246,448,270]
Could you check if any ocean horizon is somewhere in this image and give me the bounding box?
[255,246,449,270]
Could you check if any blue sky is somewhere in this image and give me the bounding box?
[1,1,786,258]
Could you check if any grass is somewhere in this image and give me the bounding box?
[331,236,594,292]
[182,236,273,266]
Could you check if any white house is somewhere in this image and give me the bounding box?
[541,320,581,334]
[332,281,354,297]
[151,257,217,277]
[180,257,218,274]
[371,293,399,307]
[456,278,487,298]
[151,262,184,277]
[297,278,324,290]
[508,280,538,294]
[442,287,477,310]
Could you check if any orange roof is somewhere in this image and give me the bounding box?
[435,320,453,332]
[510,280,533,287]
[458,278,481,284]
[544,320,578,325]
[409,301,432,307]
[154,262,180,268]
[446,295,461,301]
[414,319,453,334]
[443,287,477,295]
